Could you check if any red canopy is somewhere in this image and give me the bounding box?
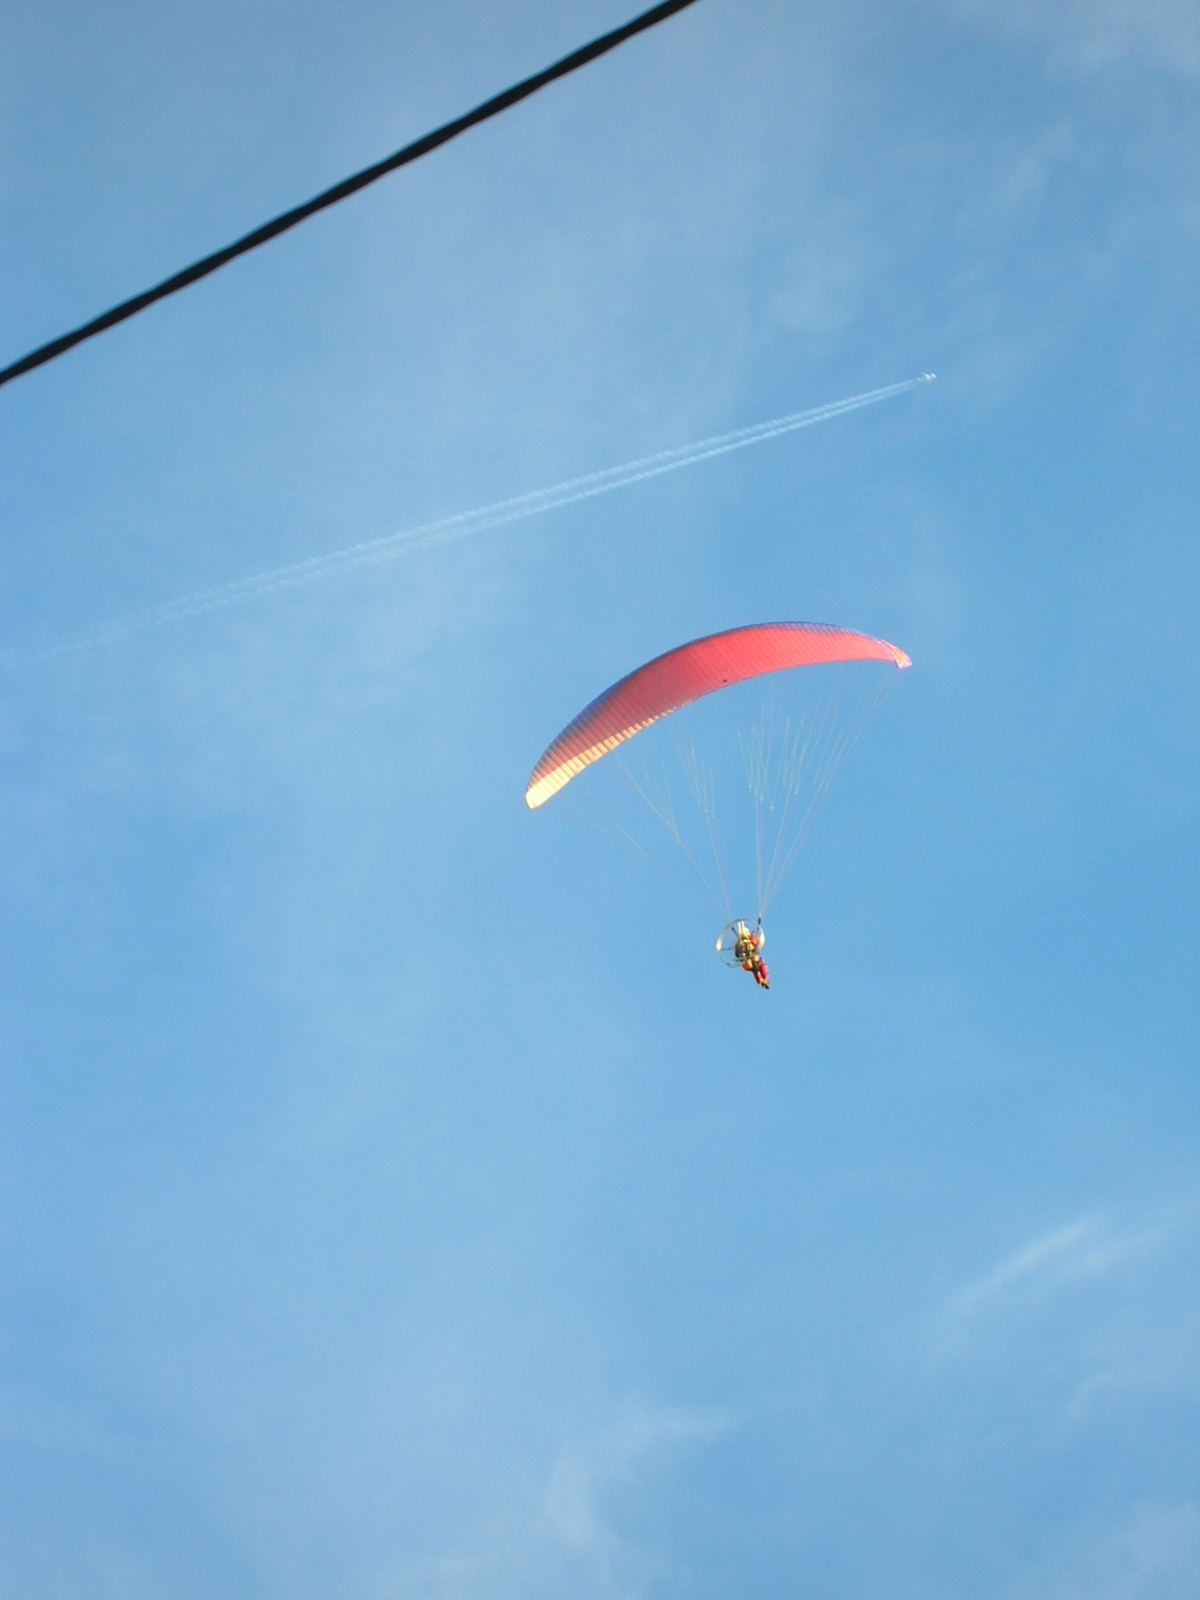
[526,621,909,808]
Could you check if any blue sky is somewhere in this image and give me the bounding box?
[2,1,1199,1595]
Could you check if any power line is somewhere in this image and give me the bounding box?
[0,0,702,393]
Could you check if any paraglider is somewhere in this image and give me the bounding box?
[526,621,909,987]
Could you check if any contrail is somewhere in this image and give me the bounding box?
[12,374,933,664]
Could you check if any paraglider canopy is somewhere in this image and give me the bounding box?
[526,621,909,809]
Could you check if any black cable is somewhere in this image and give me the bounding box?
[0,0,702,393]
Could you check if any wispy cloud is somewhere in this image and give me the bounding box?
[942,0,1200,78]
[950,1211,1160,1318]
[386,1405,731,1600]
[926,1201,1200,1405]
[541,1404,729,1561]
[1013,1501,1200,1600]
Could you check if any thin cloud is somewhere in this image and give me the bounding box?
[541,1404,730,1559]
[953,1215,1123,1315]
[1012,1501,1200,1600]
[384,1405,732,1600]
[942,0,1200,78]
[948,1202,1193,1321]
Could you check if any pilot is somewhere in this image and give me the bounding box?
[734,923,770,989]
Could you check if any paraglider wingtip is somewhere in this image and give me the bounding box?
[525,771,561,809]
[894,648,913,670]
